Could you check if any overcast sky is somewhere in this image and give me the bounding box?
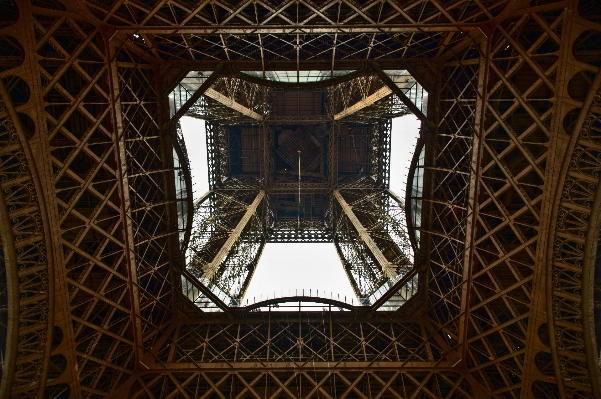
[180,114,421,303]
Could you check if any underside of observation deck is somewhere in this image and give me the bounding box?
[0,0,600,398]
[178,67,418,304]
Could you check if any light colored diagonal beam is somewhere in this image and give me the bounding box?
[201,190,265,278]
[334,86,392,120]
[204,87,264,120]
[334,190,396,278]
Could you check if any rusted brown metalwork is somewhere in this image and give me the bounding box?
[0,0,599,398]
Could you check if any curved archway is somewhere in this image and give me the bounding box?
[546,74,601,398]
[0,155,19,399]
[0,75,55,399]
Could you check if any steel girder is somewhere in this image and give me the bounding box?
[0,1,599,399]
[188,190,266,299]
[333,189,413,297]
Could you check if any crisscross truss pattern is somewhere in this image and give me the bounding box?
[0,0,600,399]
[334,188,413,298]
[188,190,266,300]
[186,72,411,300]
[82,0,505,64]
[131,371,474,399]
[188,77,270,124]
[327,75,411,122]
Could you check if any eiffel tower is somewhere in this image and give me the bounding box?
[0,0,600,398]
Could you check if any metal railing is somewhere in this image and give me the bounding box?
[182,271,419,312]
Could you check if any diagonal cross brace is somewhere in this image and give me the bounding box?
[334,86,392,120]
[164,64,224,130]
[202,190,265,278]
[204,87,264,120]
[334,190,397,278]
[374,64,435,129]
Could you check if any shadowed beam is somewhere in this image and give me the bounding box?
[165,63,223,130]
[334,86,392,120]
[116,25,470,34]
[204,88,264,121]
[333,190,397,278]
[373,64,435,129]
[202,190,265,278]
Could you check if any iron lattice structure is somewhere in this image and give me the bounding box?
[0,1,599,399]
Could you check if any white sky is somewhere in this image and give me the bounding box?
[180,114,421,302]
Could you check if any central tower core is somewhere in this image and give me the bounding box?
[175,68,426,310]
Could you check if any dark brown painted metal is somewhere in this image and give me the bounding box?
[0,1,599,398]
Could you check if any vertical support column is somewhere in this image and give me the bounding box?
[371,119,392,186]
[329,308,335,361]
[2,5,80,396]
[532,5,588,397]
[418,71,439,313]
[333,190,396,278]
[156,63,184,312]
[106,39,144,361]
[266,308,271,361]
[458,40,491,358]
[261,121,272,187]
[333,237,366,298]
[328,119,338,186]
[0,72,61,399]
[236,241,265,300]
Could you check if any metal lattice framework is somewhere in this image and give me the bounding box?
[0,1,599,399]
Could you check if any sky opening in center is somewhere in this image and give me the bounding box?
[180,114,421,302]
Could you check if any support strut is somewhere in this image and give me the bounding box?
[202,190,265,278]
[333,190,397,278]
